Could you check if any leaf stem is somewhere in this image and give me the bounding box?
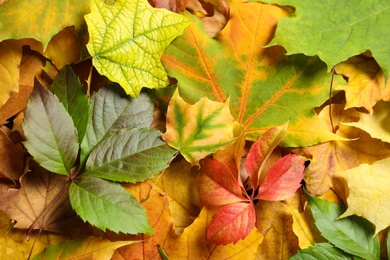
[26,179,71,240]
[329,67,336,133]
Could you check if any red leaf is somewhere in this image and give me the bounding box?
[197,158,246,206]
[256,154,305,201]
[207,202,256,245]
[246,123,288,188]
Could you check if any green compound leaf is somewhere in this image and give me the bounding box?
[84,128,177,182]
[0,0,90,49]
[304,190,380,259]
[69,176,153,234]
[80,84,154,164]
[22,83,78,176]
[258,0,390,79]
[290,243,353,260]
[49,65,90,144]
[85,0,189,97]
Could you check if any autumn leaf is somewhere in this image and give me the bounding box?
[0,0,90,49]
[305,190,380,259]
[196,158,245,206]
[246,122,288,188]
[31,236,137,260]
[150,159,201,234]
[22,83,79,176]
[69,176,153,235]
[162,89,236,165]
[256,154,305,201]
[163,207,264,258]
[336,157,390,234]
[335,55,390,114]
[260,0,390,79]
[0,128,24,180]
[344,100,390,144]
[85,0,189,97]
[162,2,346,146]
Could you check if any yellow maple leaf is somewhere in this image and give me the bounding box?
[336,157,390,234]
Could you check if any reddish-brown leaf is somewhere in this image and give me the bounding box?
[246,123,288,189]
[197,158,246,206]
[0,128,24,180]
[207,202,256,245]
[256,154,305,201]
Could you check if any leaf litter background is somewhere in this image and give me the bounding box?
[0,0,390,259]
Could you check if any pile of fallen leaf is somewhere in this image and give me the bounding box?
[1,0,390,259]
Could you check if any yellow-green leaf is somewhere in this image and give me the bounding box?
[336,157,390,234]
[85,0,189,97]
[162,89,236,165]
[0,0,90,49]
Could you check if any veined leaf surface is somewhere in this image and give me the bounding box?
[84,128,176,182]
[162,89,236,165]
[69,176,153,234]
[162,2,346,146]
[80,85,154,164]
[22,84,78,175]
[85,0,189,97]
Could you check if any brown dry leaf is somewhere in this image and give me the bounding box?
[0,84,33,125]
[0,128,24,181]
[110,182,173,259]
[150,159,201,235]
[255,200,300,259]
[0,160,84,234]
[187,0,230,37]
[295,104,390,196]
[335,54,390,114]
[151,0,190,12]
[44,26,81,70]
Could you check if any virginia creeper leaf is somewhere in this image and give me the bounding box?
[256,154,305,201]
[85,0,189,97]
[162,4,346,146]
[49,65,89,144]
[84,128,176,182]
[162,89,236,165]
[246,123,288,188]
[0,0,90,49]
[207,202,256,245]
[305,190,380,259]
[69,176,153,234]
[196,158,245,206]
[22,83,78,175]
[260,0,390,79]
[336,157,390,234]
[80,84,154,164]
[290,243,353,260]
[31,236,137,260]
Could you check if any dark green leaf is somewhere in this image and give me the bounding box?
[69,176,153,234]
[49,65,89,143]
[84,128,176,182]
[304,190,380,259]
[289,243,353,260]
[22,83,78,175]
[80,84,154,164]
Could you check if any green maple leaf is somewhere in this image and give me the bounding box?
[85,0,189,97]
[258,0,390,79]
[0,0,90,49]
